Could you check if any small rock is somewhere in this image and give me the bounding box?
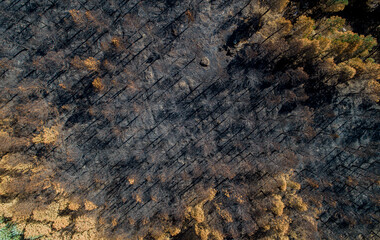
[200,57,210,67]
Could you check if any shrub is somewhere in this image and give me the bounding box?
[53,216,71,230]
[24,223,51,239]
[270,195,285,216]
[92,77,104,91]
[0,217,23,240]
[32,126,59,145]
[32,202,59,222]
[74,215,96,232]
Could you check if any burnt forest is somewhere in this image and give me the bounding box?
[0,0,379,239]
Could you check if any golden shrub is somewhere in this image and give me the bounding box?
[187,204,205,223]
[0,153,32,172]
[286,180,301,191]
[32,202,59,222]
[134,193,142,203]
[195,223,210,240]
[75,215,97,232]
[24,223,52,239]
[84,200,97,211]
[72,229,98,240]
[83,57,100,71]
[68,200,81,211]
[217,208,233,223]
[287,195,308,212]
[111,37,122,49]
[155,234,170,240]
[71,56,100,71]
[32,126,59,145]
[49,231,72,240]
[368,79,380,102]
[276,174,287,192]
[269,215,290,236]
[53,216,71,230]
[167,226,181,236]
[92,77,104,91]
[111,217,118,227]
[0,176,14,196]
[0,199,17,218]
[69,9,84,24]
[209,230,224,240]
[127,176,136,185]
[270,194,285,216]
